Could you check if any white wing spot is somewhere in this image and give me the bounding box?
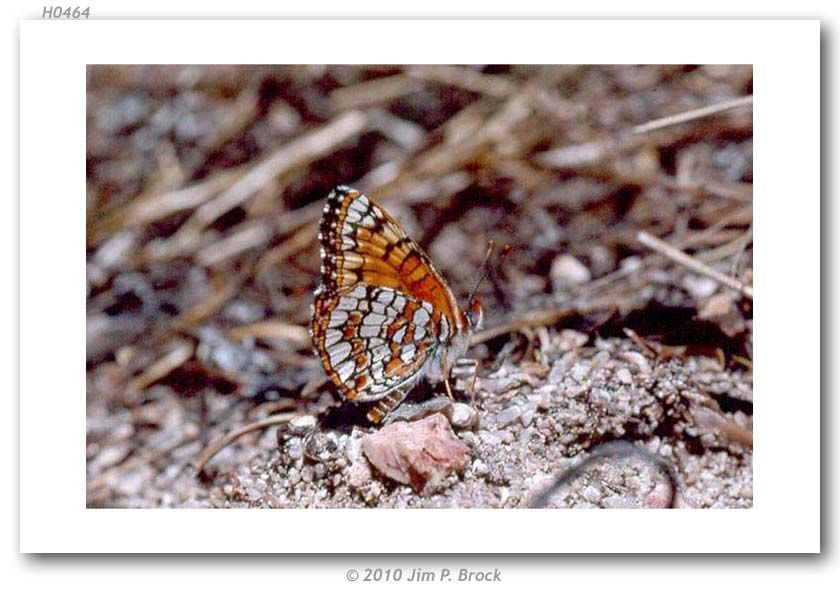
[400,345,416,362]
[328,341,352,364]
[324,329,341,347]
[328,311,348,327]
[363,312,387,326]
[413,309,430,327]
[439,317,450,341]
[377,290,394,304]
[372,362,385,380]
[337,296,358,311]
[359,325,381,338]
[371,344,390,362]
[336,361,355,383]
[371,301,395,316]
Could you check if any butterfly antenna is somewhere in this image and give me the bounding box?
[467,240,496,306]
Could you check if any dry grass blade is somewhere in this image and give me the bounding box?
[127,169,244,228]
[88,169,244,247]
[196,220,273,267]
[683,390,753,448]
[125,341,194,397]
[470,308,575,347]
[194,413,307,475]
[536,99,752,172]
[407,65,517,98]
[637,231,753,299]
[227,320,310,346]
[150,110,370,260]
[329,74,424,110]
[255,222,318,275]
[632,95,753,134]
[176,274,240,329]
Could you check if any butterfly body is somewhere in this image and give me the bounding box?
[311,186,481,422]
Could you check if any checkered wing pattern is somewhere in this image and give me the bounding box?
[312,283,445,400]
[312,186,465,404]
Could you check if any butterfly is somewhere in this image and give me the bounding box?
[311,186,484,424]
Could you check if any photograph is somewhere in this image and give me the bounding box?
[85,64,754,509]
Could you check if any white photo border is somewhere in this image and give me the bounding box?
[20,19,820,553]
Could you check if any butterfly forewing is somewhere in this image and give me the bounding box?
[312,186,464,405]
[316,187,465,331]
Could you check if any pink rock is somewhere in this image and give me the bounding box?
[361,413,470,495]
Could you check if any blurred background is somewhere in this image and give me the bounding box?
[86,65,753,508]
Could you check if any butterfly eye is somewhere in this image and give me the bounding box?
[468,297,484,331]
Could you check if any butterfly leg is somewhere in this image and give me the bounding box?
[437,347,457,402]
[366,388,408,424]
[466,358,480,404]
[443,375,455,402]
[451,358,480,404]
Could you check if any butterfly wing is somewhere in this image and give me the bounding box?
[316,186,467,335]
[312,283,440,401]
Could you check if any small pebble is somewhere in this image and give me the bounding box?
[551,254,591,290]
[591,388,611,404]
[287,468,301,485]
[582,485,602,503]
[285,437,303,460]
[621,351,651,374]
[604,495,640,509]
[493,430,515,444]
[682,274,718,299]
[496,406,522,428]
[738,484,753,500]
[616,368,633,384]
[570,363,590,382]
[472,459,489,477]
[479,431,501,446]
[287,415,317,436]
[347,460,372,489]
[450,402,479,429]
[556,329,589,352]
[520,406,536,427]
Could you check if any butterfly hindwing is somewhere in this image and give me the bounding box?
[312,283,438,401]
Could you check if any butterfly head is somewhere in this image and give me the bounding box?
[466,296,484,332]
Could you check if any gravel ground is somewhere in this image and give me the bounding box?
[87,331,752,508]
[85,65,753,509]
